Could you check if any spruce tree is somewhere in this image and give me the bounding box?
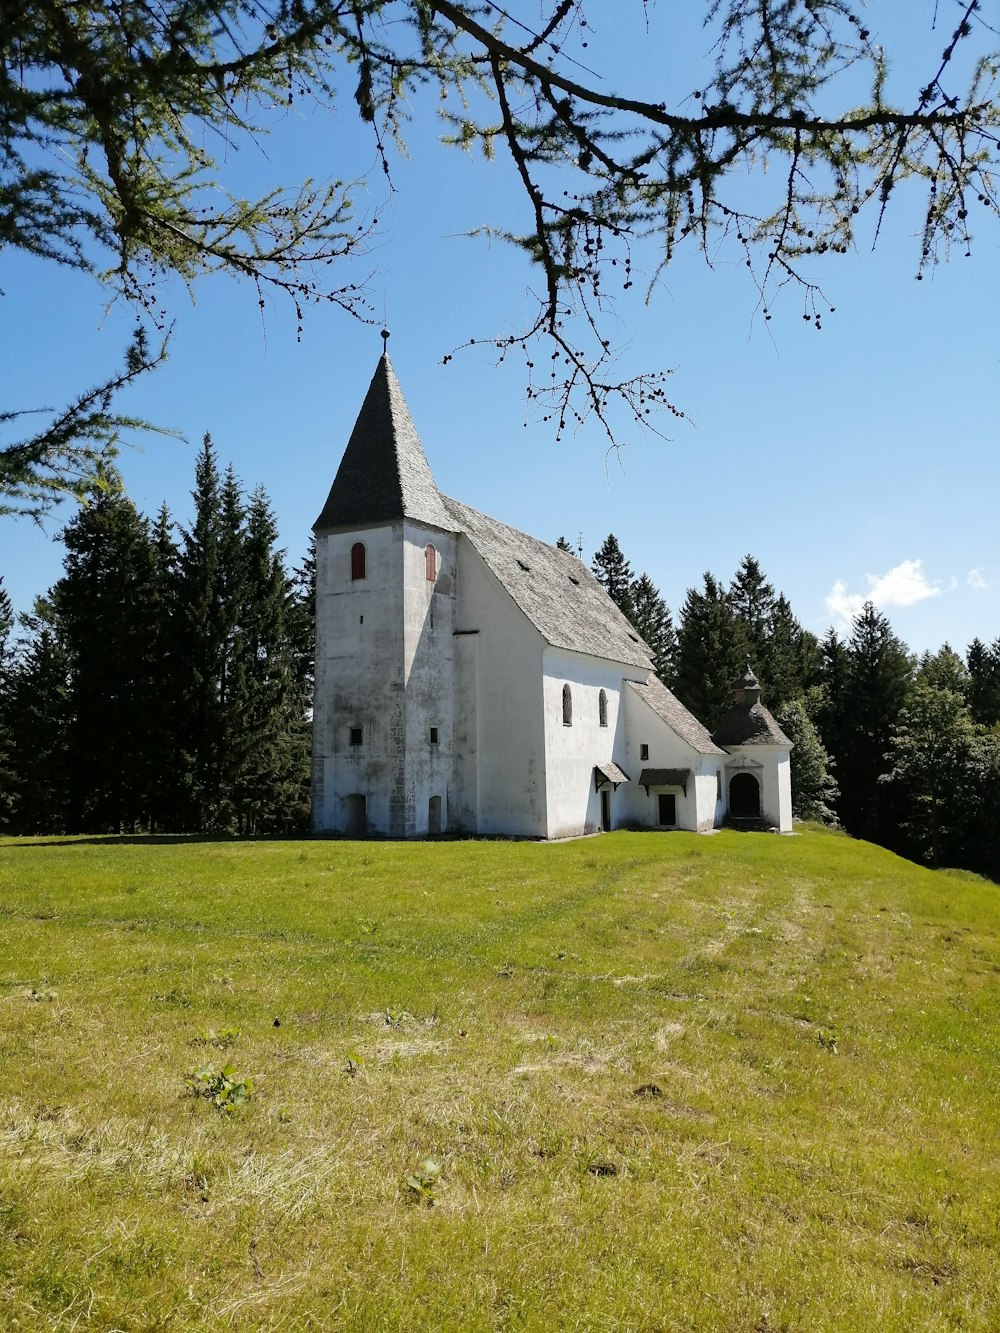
[50,484,164,831]
[673,572,744,727]
[837,603,913,845]
[6,615,71,832]
[630,573,677,686]
[591,535,635,623]
[177,435,231,831]
[0,578,15,827]
[967,637,1000,728]
[728,555,773,670]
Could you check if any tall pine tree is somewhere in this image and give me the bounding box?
[591,535,635,623]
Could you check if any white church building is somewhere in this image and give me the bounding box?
[311,352,792,839]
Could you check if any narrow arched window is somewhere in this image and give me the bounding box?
[562,683,573,727]
[598,689,608,728]
[351,542,366,581]
[425,543,437,582]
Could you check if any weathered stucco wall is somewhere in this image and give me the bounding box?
[312,522,405,833]
[400,520,457,835]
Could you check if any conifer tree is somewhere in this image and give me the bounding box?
[0,578,15,826]
[630,573,677,687]
[728,555,773,670]
[591,535,635,624]
[6,615,71,832]
[673,572,744,727]
[836,603,913,844]
[555,536,574,553]
[50,483,164,831]
[177,435,231,831]
[231,488,310,833]
[966,637,1000,728]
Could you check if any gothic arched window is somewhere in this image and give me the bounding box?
[562,683,573,727]
[425,544,437,581]
[350,542,366,581]
[598,689,608,728]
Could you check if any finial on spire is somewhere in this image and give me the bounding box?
[380,328,391,354]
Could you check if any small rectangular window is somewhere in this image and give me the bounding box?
[429,727,439,744]
[640,743,649,761]
[349,726,363,747]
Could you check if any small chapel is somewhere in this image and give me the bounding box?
[311,350,793,839]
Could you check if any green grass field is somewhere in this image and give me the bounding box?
[1,826,997,1330]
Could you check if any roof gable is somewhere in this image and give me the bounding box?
[441,495,653,669]
[314,354,452,532]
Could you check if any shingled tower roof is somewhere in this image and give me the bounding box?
[711,660,792,748]
[314,353,452,532]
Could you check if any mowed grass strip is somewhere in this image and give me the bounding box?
[0,827,997,1330]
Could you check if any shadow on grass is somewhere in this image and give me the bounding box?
[3,833,311,848]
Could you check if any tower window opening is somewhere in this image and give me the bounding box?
[599,689,608,728]
[562,683,573,727]
[351,542,366,581]
[425,543,437,581]
[349,726,363,747]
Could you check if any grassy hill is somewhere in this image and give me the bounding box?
[1,827,997,1330]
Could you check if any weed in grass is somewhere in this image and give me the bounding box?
[190,1027,240,1049]
[405,1157,442,1205]
[185,1065,253,1113]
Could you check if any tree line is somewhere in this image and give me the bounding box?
[3,501,999,881]
[0,440,314,835]
[589,535,1000,882]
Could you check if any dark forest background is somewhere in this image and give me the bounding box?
[2,465,998,882]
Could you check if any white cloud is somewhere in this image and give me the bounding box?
[825,559,941,631]
[967,568,989,590]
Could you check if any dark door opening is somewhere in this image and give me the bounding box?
[345,793,367,836]
[658,793,676,826]
[428,794,442,835]
[600,789,611,832]
[729,772,761,819]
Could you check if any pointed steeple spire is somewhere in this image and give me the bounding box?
[314,353,451,531]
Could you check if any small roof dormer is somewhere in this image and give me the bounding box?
[314,349,452,533]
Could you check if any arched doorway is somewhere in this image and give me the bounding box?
[729,772,761,819]
[345,793,367,836]
[428,795,442,835]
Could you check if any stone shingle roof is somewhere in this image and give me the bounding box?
[638,767,692,792]
[712,701,792,748]
[595,762,630,789]
[441,495,654,670]
[314,354,452,532]
[626,677,726,756]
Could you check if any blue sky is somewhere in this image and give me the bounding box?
[2,2,997,657]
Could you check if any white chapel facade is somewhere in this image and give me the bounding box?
[311,353,792,839]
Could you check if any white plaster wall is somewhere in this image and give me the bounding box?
[312,522,405,834]
[541,650,641,838]
[401,520,457,835]
[453,538,548,836]
[724,746,793,832]
[619,686,722,831]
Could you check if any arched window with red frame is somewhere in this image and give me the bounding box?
[351,542,366,581]
[424,543,437,582]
